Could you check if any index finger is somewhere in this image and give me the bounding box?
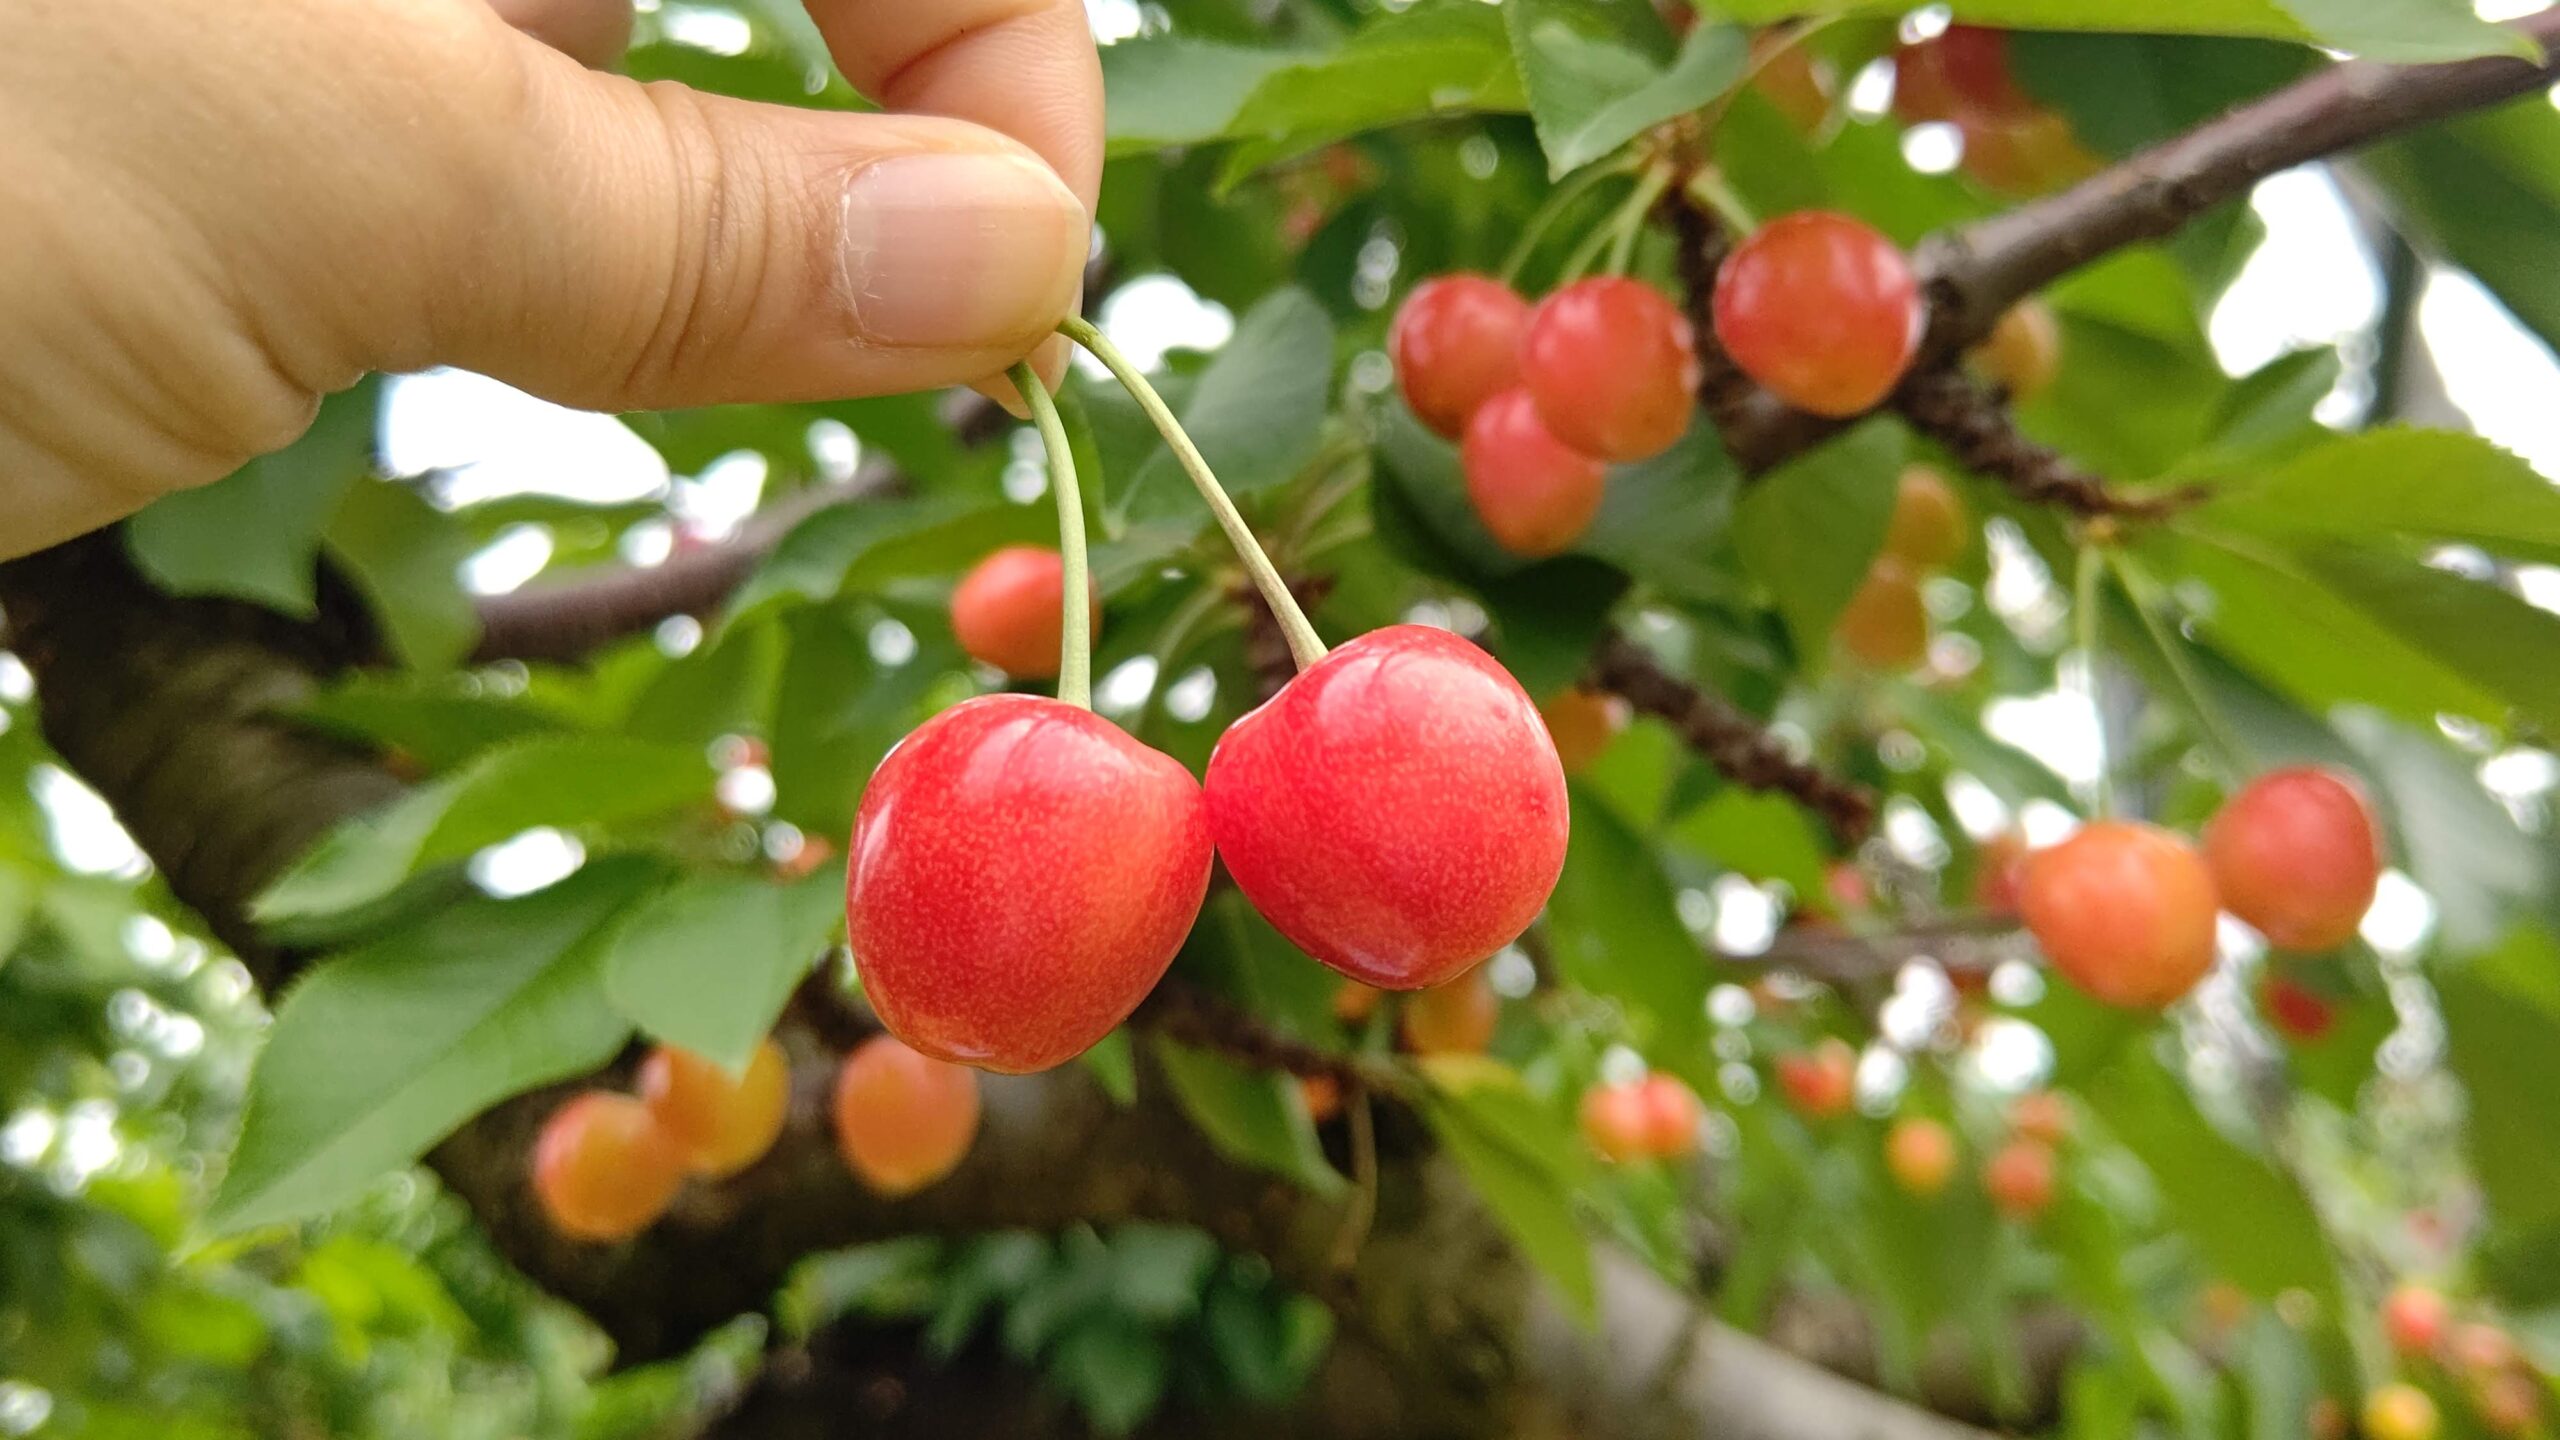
[802,0,1102,213]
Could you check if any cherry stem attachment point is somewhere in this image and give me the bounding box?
[1058,316,1330,673]
[1010,359,1092,710]
[1684,167,1759,237]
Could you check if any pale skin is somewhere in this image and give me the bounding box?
[0,0,1102,558]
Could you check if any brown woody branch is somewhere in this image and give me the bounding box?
[1590,629,1878,846]
[1893,369,2207,522]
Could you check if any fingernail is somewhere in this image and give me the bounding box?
[837,152,1087,350]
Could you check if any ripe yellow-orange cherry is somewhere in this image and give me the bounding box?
[639,1038,790,1179]
[1970,300,2062,402]
[832,1036,983,1197]
[1540,688,1629,776]
[1836,559,1930,670]
[1883,466,1968,570]
[2020,822,2220,1009]
[1401,968,1500,1056]
[2363,1383,2441,1440]
[1885,1116,1958,1197]
[531,1091,688,1243]
[949,545,1101,680]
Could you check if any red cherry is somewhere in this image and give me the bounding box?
[847,695,1212,1072]
[2383,1284,2452,1358]
[832,1035,982,1195]
[1886,1116,1958,1196]
[2205,767,2383,953]
[1399,967,1500,1055]
[1519,277,1700,462]
[1712,212,1923,418]
[1205,626,1569,990]
[638,1038,790,1178]
[2259,973,2339,1042]
[1836,558,1930,670]
[1391,274,1531,439]
[1581,1082,1655,1163]
[1984,1137,2057,1219]
[1775,1038,1857,1119]
[1461,388,1608,557]
[949,546,1101,680]
[1539,687,1628,776]
[531,1091,687,1242]
[1637,1074,1704,1157]
[2019,822,2220,1009]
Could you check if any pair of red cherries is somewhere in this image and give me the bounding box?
[845,624,1572,1074]
[1398,210,1925,558]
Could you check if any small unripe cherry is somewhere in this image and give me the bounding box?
[1334,981,1383,1026]
[1984,1137,2057,1219]
[1581,1081,1656,1164]
[832,1035,982,1196]
[2384,1284,2453,1358]
[1205,626,1569,990]
[2019,822,2220,1009]
[2259,972,2339,1042]
[2475,1370,2541,1436]
[1300,1074,1344,1123]
[2204,767,2383,953]
[1637,1074,1703,1158]
[2364,1383,2442,1440]
[2008,1090,2073,1146]
[1519,276,1700,462]
[1836,558,1930,670]
[1540,688,1629,776]
[949,546,1101,680]
[1461,388,1609,558]
[1971,300,2063,402]
[1401,968,1500,1056]
[1391,274,1531,439]
[638,1038,790,1179]
[1775,1038,1858,1119]
[1884,466,1968,570]
[1712,212,1923,418]
[1885,1116,1958,1197]
[2451,1322,2520,1376]
[531,1091,688,1243]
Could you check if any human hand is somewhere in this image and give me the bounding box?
[0,0,1099,558]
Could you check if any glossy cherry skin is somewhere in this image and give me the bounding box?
[531,1091,687,1243]
[2204,767,2383,953]
[2382,1284,2450,1358]
[848,695,1213,1072]
[2364,1384,2441,1440]
[832,1035,982,1195]
[949,546,1101,680]
[1886,1116,1958,1197]
[1985,1137,2057,1219]
[1712,212,1924,418]
[1836,558,1930,670]
[1884,465,1967,570]
[1972,300,2062,402]
[638,1038,789,1178]
[1519,276,1701,462]
[1539,687,1628,776]
[1461,388,1608,557]
[1391,274,1531,439]
[2020,821,2220,1009]
[1205,626,1569,990]
[1399,966,1500,1055]
[1775,1038,1857,1119]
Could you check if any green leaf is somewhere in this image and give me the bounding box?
[2441,928,2560,1303]
[768,601,956,838]
[622,615,783,748]
[1150,1037,1344,1195]
[1733,418,1903,667]
[1047,1314,1170,1436]
[2010,33,2313,158]
[1506,0,1748,177]
[2288,542,2560,734]
[1101,36,1320,155]
[254,734,713,926]
[2338,710,2544,955]
[1416,1056,1597,1320]
[1119,288,1335,525]
[1699,0,2525,60]
[2084,1055,2340,1306]
[1080,1028,1139,1106]
[1671,787,1831,900]
[125,380,380,616]
[323,478,481,669]
[1216,0,1528,184]
[293,674,577,774]
[1575,422,1741,603]
[1479,558,1630,699]
[209,860,655,1232]
[2200,428,2560,566]
[599,869,842,1071]
[1105,1223,1219,1324]
[2366,97,2560,363]
[1547,786,1713,1060]
[733,496,1058,618]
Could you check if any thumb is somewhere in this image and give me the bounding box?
[424,48,1089,412]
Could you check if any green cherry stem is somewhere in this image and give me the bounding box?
[1605,161,1676,276]
[1058,316,1330,672]
[1009,360,1092,710]
[1499,154,1641,285]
